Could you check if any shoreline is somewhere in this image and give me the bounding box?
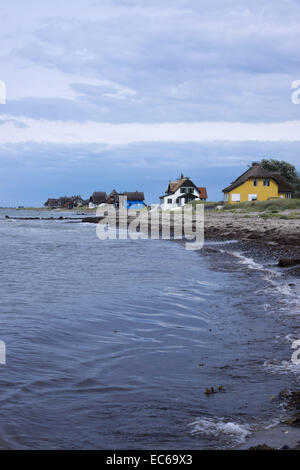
[5,210,300,259]
[204,210,300,248]
[80,208,300,258]
[4,205,300,248]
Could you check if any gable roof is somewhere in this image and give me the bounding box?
[271,172,293,193]
[106,189,118,203]
[166,175,199,194]
[90,192,107,204]
[107,190,145,203]
[44,198,59,206]
[223,163,293,193]
[123,191,145,201]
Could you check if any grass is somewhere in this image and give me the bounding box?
[261,215,300,220]
[189,200,223,207]
[259,213,300,220]
[223,198,300,212]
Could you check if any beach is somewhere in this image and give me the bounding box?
[204,210,300,248]
[81,205,300,254]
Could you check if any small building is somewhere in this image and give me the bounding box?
[106,189,119,206]
[44,195,84,209]
[123,191,145,209]
[223,163,293,203]
[107,190,145,209]
[44,198,59,209]
[159,174,207,210]
[89,191,108,208]
[70,195,85,208]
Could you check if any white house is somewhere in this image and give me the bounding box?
[159,174,207,210]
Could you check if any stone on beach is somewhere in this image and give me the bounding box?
[278,258,300,268]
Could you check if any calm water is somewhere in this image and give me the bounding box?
[0,209,299,449]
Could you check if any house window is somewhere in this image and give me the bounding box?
[263,179,270,186]
[248,194,257,201]
[167,198,172,204]
[176,198,180,203]
[188,188,194,193]
[180,188,186,193]
[253,179,257,186]
[231,194,240,202]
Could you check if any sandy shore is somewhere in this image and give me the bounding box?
[204,211,300,247]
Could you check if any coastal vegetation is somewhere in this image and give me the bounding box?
[189,200,222,207]
[261,159,300,198]
[223,198,300,212]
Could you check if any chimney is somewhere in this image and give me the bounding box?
[252,162,260,167]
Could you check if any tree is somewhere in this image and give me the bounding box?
[261,158,300,198]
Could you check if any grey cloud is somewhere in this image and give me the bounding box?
[4,0,300,122]
[0,117,28,128]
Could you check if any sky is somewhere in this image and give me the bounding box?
[1,0,300,205]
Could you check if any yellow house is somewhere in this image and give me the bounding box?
[223,163,293,203]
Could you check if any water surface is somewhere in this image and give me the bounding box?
[0,209,299,449]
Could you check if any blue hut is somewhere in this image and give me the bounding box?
[123,192,145,209]
[107,190,146,209]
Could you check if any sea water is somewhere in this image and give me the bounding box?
[0,209,299,449]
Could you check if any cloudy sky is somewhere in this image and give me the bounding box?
[1,0,300,205]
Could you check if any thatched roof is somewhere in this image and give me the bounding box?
[106,190,118,203]
[106,190,145,203]
[166,175,199,194]
[44,198,59,207]
[107,189,117,198]
[123,191,145,201]
[223,163,293,193]
[271,173,293,193]
[90,192,107,204]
